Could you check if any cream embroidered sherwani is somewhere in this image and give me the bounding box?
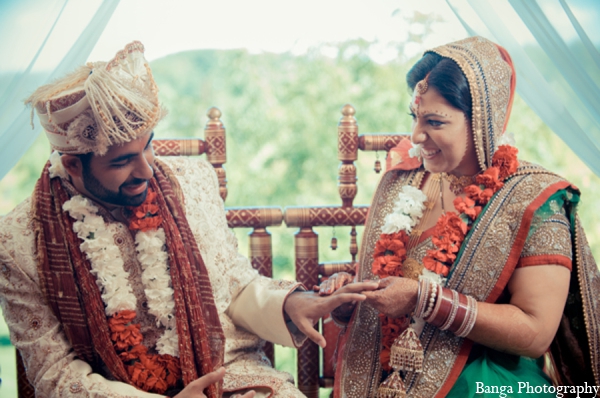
[0,157,305,397]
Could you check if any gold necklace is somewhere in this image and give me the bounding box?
[441,172,478,196]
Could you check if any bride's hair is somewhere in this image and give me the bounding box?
[406,53,472,120]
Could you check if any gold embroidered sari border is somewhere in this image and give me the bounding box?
[337,169,422,398]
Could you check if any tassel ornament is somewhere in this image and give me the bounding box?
[389,326,424,373]
[330,236,338,250]
[377,325,424,397]
[377,371,407,398]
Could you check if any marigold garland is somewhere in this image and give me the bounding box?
[372,186,427,372]
[423,145,518,277]
[129,190,162,232]
[373,144,518,371]
[119,188,180,394]
[63,186,181,394]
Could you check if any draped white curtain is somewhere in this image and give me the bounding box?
[447,0,600,176]
[0,0,120,180]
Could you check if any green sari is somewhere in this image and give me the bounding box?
[447,345,553,397]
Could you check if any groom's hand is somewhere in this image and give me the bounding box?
[283,281,379,348]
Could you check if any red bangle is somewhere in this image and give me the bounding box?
[426,287,452,327]
[440,290,460,330]
[424,286,477,337]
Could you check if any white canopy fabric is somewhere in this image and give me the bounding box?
[0,0,598,180]
[0,0,119,179]
[447,0,600,176]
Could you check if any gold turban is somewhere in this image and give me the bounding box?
[26,41,163,155]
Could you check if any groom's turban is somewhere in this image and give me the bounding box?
[26,41,163,156]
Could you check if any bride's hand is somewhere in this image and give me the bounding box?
[363,277,419,318]
[317,272,354,296]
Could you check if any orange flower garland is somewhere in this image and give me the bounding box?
[107,309,182,393]
[372,231,411,372]
[129,190,162,232]
[103,189,181,394]
[423,145,518,277]
[372,231,409,279]
[373,145,518,371]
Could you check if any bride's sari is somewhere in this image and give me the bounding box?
[334,37,600,398]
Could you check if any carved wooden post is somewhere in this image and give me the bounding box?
[249,227,273,278]
[226,207,283,365]
[249,227,275,364]
[204,107,227,201]
[295,227,319,398]
[338,104,358,208]
[350,226,358,262]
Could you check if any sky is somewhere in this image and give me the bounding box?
[0,0,468,72]
[89,0,468,63]
[0,0,597,73]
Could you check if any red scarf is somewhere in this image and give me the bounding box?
[32,160,224,397]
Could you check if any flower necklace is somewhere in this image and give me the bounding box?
[371,185,428,371]
[373,144,519,373]
[63,188,181,394]
[423,144,519,277]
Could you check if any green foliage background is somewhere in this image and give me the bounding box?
[1,33,599,397]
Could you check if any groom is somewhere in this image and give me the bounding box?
[0,41,375,397]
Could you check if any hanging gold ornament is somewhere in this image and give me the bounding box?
[377,325,424,397]
[390,326,424,372]
[374,159,382,173]
[377,371,406,398]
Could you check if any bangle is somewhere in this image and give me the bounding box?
[448,292,469,332]
[455,295,478,337]
[422,283,438,319]
[440,290,460,331]
[424,286,477,337]
[414,278,428,318]
[414,280,439,320]
[425,287,452,327]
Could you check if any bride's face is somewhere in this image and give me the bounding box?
[410,87,480,177]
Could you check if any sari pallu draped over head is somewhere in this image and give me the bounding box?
[32,158,225,397]
[334,36,600,397]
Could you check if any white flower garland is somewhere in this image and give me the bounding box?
[380,166,447,285]
[381,185,427,235]
[379,184,442,333]
[63,195,179,357]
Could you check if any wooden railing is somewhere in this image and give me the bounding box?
[281,105,407,396]
[226,206,283,364]
[153,106,228,200]
[214,103,407,396]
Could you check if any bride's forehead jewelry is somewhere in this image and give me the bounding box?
[411,73,430,110]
